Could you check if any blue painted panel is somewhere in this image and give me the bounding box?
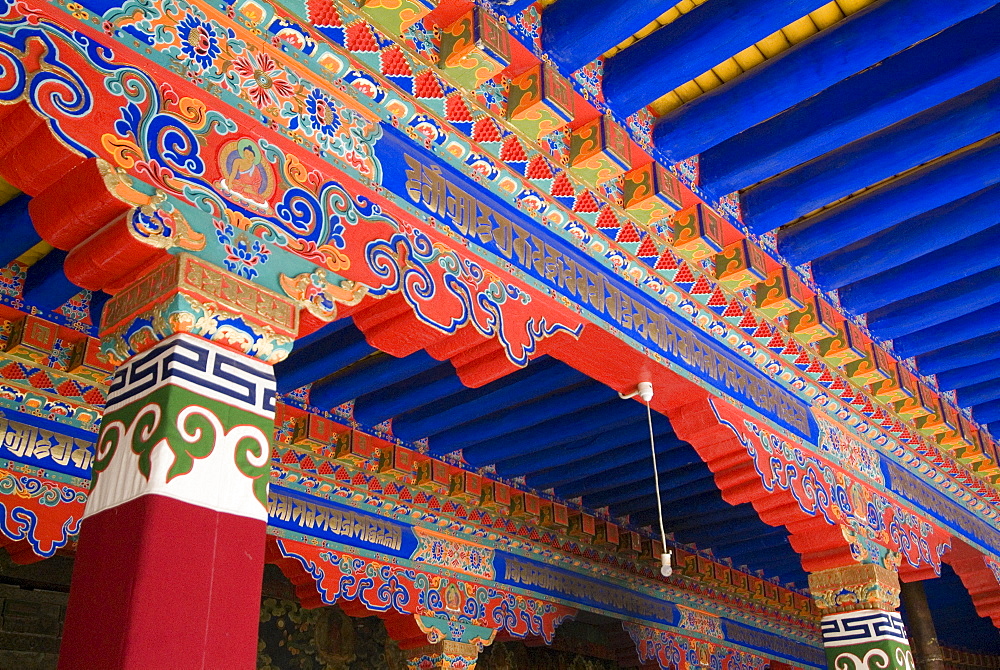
[743,80,1000,234]
[542,0,678,74]
[308,350,440,410]
[274,324,375,393]
[89,290,110,329]
[652,0,996,162]
[22,249,79,313]
[937,359,1000,393]
[779,136,1000,266]
[811,185,1000,291]
[459,399,647,465]
[351,365,464,426]
[377,124,815,441]
[866,267,1000,341]
[0,407,94,479]
[838,224,1000,316]
[723,620,826,667]
[956,379,1000,408]
[0,194,41,266]
[699,6,1000,198]
[917,332,1000,375]
[486,0,536,18]
[268,485,416,558]
[602,0,825,116]
[494,551,676,625]
[392,363,586,440]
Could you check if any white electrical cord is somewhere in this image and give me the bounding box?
[644,400,673,578]
[622,382,673,578]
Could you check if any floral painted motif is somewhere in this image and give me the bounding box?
[176,10,222,70]
[214,218,270,279]
[231,52,296,109]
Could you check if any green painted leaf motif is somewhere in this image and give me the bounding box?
[233,432,270,508]
[170,406,222,482]
[130,404,165,480]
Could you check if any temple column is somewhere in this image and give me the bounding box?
[900,580,944,670]
[58,254,298,669]
[808,562,914,670]
[406,641,481,670]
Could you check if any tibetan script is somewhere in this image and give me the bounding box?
[268,492,403,552]
[0,416,93,475]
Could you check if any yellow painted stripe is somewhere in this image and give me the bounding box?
[602,0,709,59]
[16,241,54,268]
[645,0,879,116]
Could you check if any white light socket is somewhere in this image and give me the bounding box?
[637,381,654,403]
[660,551,673,578]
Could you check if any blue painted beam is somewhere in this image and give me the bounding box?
[838,224,1000,316]
[686,522,779,547]
[296,317,354,351]
[668,507,760,534]
[937,359,1000,393]
[778,136,1000,266]
[522,434,691,490]
[630,496,731,527]
[613,487,724,518]
[426,382,619,453]
[308,350,441,410]
[652,0,996,163]
[500,431,684,479]
[352,365,464,426]
[392,363,586,440]
[89,291,110,330]
[552,458,703,499]
[973,400,1000,425]
[711,532,790,555]
[459,399,647,464]
[582,471,714,509]
[389,358,563,427]
[22,249,80,312]
[273,324,375,394]
[0,194,40,267]
[916,332,1000,375]
[602,0,826,117]
[505,434,687,480]
[698,6,1000,198]
[811,185,1000,291]
[891,303,1000,360]
[541,0,678,75]
[956,380,1000,409]
[742,80,1000,234]
[866,267,1000,341]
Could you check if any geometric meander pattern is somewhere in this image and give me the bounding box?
[106,333,276,417]
[821,610,908,648]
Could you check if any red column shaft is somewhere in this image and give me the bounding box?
[59,494,266,669]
